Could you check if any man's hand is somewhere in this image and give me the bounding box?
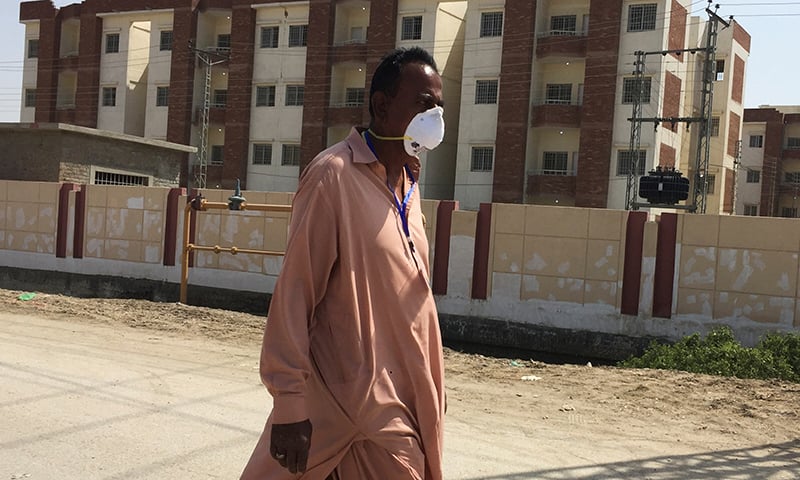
[270,419,312,474]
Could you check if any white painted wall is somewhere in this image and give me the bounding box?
[144,12,174,140]
[453,0,504,210]
[20,21,39,123]
[737,122,765,215]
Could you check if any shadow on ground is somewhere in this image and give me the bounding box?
[462,440,800,479]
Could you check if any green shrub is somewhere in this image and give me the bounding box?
[619,326,799,382]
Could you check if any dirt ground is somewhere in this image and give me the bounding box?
[2,287,798,460]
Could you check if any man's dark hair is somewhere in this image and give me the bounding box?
[369,47,438,118]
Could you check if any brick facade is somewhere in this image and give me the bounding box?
[744,108,784,217]
[659,143,676,168]
[75,9,102,128]
[221,5,256,190]
[732,55,745,105]
[728,111,741,157]
[663,71,682,132]
[668,0,687,61]
[492,0,536,204]
[575,0,623,208]
[166,7,198,186]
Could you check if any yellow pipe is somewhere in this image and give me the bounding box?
[180,201,193,304]
[189,245,285,256]
[195,199,292,213]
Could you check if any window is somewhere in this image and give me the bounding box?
[160,30,173,51]
[156,86,169,106]
[628,4,657,32]
[480,12,504,37]
[401,16,423,41]
[550,15,577,35]
[105,33,120,53]
[24,89,36,108]
[345,88,364,107]
[471,146,494,172]
[288,25,308,47]
[260,26,279,48]
[350,26,365,43]
[743,204,758,216]
[749,135,763,148]
[256,85,276,107]
[282,144,301,166]
[715,59,725,81]
[617,150,646,176]
[788,137,800,149]
[102,87,116,107]
[710,117,720,137]
[785,172,800,184]
[211,145,224,166]
[27,39,39,59]
[217,33,231,49]
[253,143,272,165]
[622,77,651,104]
[94,171,149,186]
[286,85,304,106]
[213,89,227,107]
[703,174,716,194]
[475,79,499,104]
[746,170,760,183]
[546,84,572,104]
[782,207,797,218]
[542,152,569,175]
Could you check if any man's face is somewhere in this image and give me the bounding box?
[382,62,443,137]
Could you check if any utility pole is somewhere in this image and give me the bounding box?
[732,138,742,214]
[693,2,730,214]
[189,42,229,192]
[624,50,645,211]
[624,2,731,212]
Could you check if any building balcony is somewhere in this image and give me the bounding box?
[327,104,364,126]
[536,32,588,59]
[331,42,368,63]
[57,55,79,70]
[527,171,577,197]
[784,147,800,159]
[530,102,582,128]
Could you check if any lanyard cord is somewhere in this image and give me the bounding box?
[364,130,418,255]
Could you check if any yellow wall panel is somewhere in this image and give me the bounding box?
[492,233,524,273]
[525,205,589,238]
[678,246,716,290]
[522,275,584,303]
[676,288,714,316]
[716,249,798,297]
[584,280,619,306]
[588,209,623,240]
[681,214,719,247]
[718,216,800,251]
[523,236,587,277]
[715,292,794,325]
[494,203,526,235]
[585,240,620,281]
[105,208,144,240]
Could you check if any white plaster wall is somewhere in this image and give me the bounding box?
[246,4,308,193]
[21,21,39,123]
[144,12,174,140]
[453,0,503,210]
[737,123,765,214]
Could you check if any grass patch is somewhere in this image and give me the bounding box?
[618,326,800,382]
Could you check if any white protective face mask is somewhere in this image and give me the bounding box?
[369,106,445,158]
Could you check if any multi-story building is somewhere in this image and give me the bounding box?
[738,106,800,217]
[18,0,750,211]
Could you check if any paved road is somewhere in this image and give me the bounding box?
[1,312,798,479]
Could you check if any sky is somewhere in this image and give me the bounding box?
[0,0,798,122]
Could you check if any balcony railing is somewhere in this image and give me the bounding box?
[333,38,367,47]
[528,168,578,177]
[532,97,583,106]
[330,101,364,108]
[537,29,587,38]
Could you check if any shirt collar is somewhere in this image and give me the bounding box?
[346,127,378,165]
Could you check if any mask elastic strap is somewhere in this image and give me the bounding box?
[367,129,410,142]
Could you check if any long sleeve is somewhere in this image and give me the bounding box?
[259,156,339,424]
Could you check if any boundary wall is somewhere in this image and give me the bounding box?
[2,180,798,359]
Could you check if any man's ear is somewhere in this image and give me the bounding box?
[371,91,390,123]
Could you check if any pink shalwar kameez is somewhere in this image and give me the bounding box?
[241,127,445,480]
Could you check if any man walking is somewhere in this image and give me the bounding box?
[241,46,446,480]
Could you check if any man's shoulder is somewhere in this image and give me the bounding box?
[296,139,357,193]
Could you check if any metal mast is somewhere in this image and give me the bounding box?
[625,50,645,211]
[190,45,229,191]
[692,3,730,213]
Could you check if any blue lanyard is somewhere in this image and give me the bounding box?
[364,131,417,254]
